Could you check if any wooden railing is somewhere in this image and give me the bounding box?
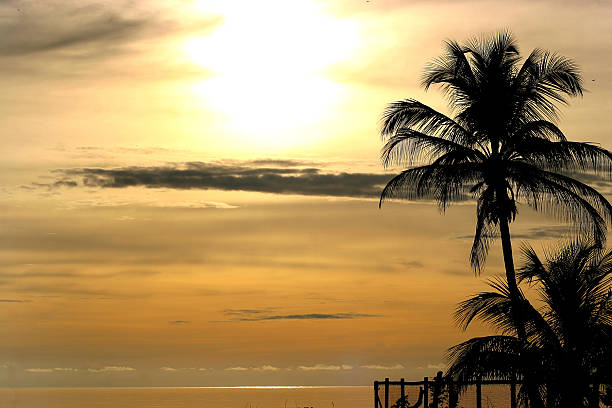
[374,372,521,408]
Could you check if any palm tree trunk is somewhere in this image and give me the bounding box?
[498,217,524,336]
[499,217,543,408]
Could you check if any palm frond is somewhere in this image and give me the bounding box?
[380,129,482,168]
[514,140,612,175]
[379,162,482,209]
[446,335,521,383]
[470,188,497,272]
[510,165,611,245]
[421,40,480,109]
[519,52,583,121]
[509,120,567,143]
[517,244,546,283]
[380,99,472,143]
[454,278,516,332]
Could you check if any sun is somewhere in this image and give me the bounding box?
[184,0,359,150]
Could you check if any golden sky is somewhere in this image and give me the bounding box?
[1,0,612,387]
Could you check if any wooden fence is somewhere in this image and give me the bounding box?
[374,372,520,408]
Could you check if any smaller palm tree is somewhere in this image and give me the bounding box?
[446,241,612,408]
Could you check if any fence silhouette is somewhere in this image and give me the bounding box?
[374,372,520,408]
[374,373,612,408]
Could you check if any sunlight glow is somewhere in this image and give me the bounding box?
[185,0,359,148]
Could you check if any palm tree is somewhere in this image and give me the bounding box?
[378,31,612,338]
[446,241,612,408]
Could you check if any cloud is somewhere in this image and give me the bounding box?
[169,320,191,325]
[161,367,202,371]
[49,161,391,199]
[0,3,149,57]
[426,363,446,371]
[0,1,223,78]
[243,159,319,167]
[511,225,573,240]
[396,260,424,269]
[221,365,281,372]
[298,364,353,371]
[222,309,274,316]
[25,367,79,373]
[0,299,29,303]
[222,310,379,322]
[253,365,280,372]
[160,201,239,209]
[115,215,136,221]
[87,366,135,372]
[0,269,160,282]
[563,171,612,192]
[361,364,405,370]
[455,224,576,241]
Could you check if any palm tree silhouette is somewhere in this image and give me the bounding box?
[446,241,612,407]
[379,31,612,336]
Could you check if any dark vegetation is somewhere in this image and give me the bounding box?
[379,32,612,407]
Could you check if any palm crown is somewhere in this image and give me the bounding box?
[446,242,612,407]
[379,32,612,272]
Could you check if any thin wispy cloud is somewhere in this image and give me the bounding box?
[87,366,135,373]
[223,365,281,372]
[298,364,353,371]
[160,366,177,371]
[0,2,148,57]
[428,364,445,371]
[165,201,239,209]
[361,364,405,370]
[160,367,204,371]
[221,310,379,322]
[455,225,574,241]
[223,309,274,316]
[0,0,222,78]
[0,269,160,281]
[26,368,54,373]
[26,367,78,373]
[253,365,280,372]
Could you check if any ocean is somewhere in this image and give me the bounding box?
[0,386,372,408]
[0,384,513,408]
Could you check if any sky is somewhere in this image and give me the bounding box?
[1,0,612,387]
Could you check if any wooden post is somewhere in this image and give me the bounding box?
[476,376,482,408]
[432,371,442,408]
[423,377,429,408]
[510,372,517,408]
[374,381,379,408]
[589,382,600,408]
[448,378,458,408]
[384,378,390,408]
[400,378,405,408]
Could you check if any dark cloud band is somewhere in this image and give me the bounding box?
[52,161,391,198]
[230,313,379,321]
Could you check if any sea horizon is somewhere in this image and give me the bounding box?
[0,385,371,389]
[0,383,510,408]
[0,385,375,408]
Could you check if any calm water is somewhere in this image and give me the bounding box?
[0,386,372,408]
